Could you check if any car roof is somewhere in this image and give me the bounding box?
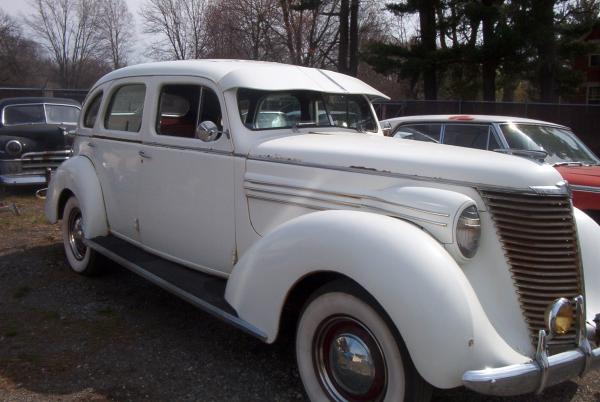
[0,97,81,108]
[381,114,566,127]
[93,59,389,100]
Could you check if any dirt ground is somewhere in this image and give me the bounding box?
[0,188,599,402]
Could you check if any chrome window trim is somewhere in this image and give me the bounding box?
[1,103,81,126]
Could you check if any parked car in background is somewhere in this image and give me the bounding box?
[46,61,600,402]
[0,97,80,186]
[381,114,600,222]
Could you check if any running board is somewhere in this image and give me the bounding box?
[87,235,267,341]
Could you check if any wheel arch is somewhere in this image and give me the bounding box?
[44,155,109,239]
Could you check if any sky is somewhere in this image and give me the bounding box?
[0,0,151,63]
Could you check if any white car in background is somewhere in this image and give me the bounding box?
[45,61,600,402]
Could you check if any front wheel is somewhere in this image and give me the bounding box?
[296,281,431,402]
[61,196,102,276]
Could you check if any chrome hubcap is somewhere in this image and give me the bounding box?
[314,316,387,402]
[68,208,87,260]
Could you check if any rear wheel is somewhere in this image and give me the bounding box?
[296,281,431,402]
[62,196,102,276]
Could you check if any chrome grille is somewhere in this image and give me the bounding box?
[20,150,71,172]
[481,190,582,350]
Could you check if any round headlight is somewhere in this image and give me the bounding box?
[5,140,23,156]
[545,298,574,335]
[456,205,481,259]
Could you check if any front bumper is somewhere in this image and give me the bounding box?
[463,296,599,396]
[0,173,48,186]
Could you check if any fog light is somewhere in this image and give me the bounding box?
[545,298,574,335]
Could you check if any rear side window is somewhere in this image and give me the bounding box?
[156,84,223,138]
[443,124,496,150]
[83,93,103,128]
[105,84,146,132]
[393,124,441,143]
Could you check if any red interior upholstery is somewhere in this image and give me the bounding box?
[159,116,195,138]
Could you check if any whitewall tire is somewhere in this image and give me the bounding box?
[61,196,102,276]
[296,281,431,402]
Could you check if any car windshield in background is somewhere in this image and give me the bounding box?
[500,123,600,165]
[3,103,79,125]
[237,89,377,132]
[4,104,46,125]
[45,104,79,124]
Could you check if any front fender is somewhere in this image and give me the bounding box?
[45,155,108,238]
[575,208,600,319]
[225,210,527,388]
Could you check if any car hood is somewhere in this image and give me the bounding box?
[554,165,600,187]
[249,132,564,190]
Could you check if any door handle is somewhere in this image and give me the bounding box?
[139,150,151,159]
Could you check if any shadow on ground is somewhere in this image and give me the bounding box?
[0,243,594,402]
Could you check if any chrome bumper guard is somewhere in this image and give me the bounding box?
[463,296,600,396]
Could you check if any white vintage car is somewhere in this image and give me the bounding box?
[45,60,600,401]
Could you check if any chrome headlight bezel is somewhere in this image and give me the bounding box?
[5,139,23,156]
[455,204,481,259]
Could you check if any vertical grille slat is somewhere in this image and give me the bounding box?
[481,190,583,350]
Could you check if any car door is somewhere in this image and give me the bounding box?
[88,80,149,244]
[138,77,236,275]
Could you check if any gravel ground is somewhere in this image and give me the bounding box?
[0,189,599,402]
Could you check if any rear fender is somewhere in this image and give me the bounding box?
[45,155,108,238]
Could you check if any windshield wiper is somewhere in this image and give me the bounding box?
[493,148,548,160]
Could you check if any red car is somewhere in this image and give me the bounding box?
[381,115,600,222]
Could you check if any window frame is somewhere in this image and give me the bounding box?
[1,103,80,126]
[237,89,379,133]
[587,85,600,105]
[155,83,203,138]
[146,76,231,151]
[83,91,103,129]
[103,82,147,133]
[392,123,443,143]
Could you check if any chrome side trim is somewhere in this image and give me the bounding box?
[245,179,450,217]
[246,188,448,227]
[570,184,600,194]
[248,155,570,196]
[86,238,268,342]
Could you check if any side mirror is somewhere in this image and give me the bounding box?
[381,121,393,137]
[196,120,222,142]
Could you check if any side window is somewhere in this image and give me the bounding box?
[157,85,201,138]
[83,92,103,128]
[199,87,223,131]
[393,124,441,143]
[156,85,223,138]
[105,84,146,132]
[443,124,492,150]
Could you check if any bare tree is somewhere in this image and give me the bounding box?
[97,0,134,68]
[27,0,102,88]
[278,0,340,67]
[140,0,209,60]
[0,10,50,86]
[205,0,282,60]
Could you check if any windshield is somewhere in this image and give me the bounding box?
[499,123,599,165]
[45,104,79,124]
[3,104,46,125]
[237,89,377,132]
[3,103,80,125]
